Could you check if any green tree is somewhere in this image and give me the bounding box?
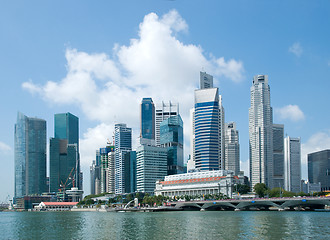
[236,184,250,194]
[254,183,268,197]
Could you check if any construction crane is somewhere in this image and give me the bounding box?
[59,167,75,193]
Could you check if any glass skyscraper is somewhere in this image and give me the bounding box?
[114,123,132,194]
[249,75,274,189]
[136,145,167,193]
[49,112,81,193]
[308,149,330,191]
[140,98,155,140]
[273,124,284,189]
[14,112,47,199]
[224,122,240,176]
[193,72,225,171]
[284,136,301,192]
[160,115,184,175]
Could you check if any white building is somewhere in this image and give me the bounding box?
[136,145,168,193]
[224,122,240,175]
[193,72,225,171]
[155,170,244,198]
[249,75,274,189]
[284,136,301,192]
[155,101,179,146]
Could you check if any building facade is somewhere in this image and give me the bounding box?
[249,75,274,189]
[193,72,225,171]
[308,149,330,191]
[224,122,240,175]
[284,136,301,192]
[155,101,179,146]
[115,124,132,194]
[155,170,245,198]
[14,112,47,199]
[140,98,155,141]
[50,113,82,193]
[136,145,167,193]
[273,124,285,189]
[124,151,137,193]
[160,115,184,175]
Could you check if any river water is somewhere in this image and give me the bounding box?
[0,211,329,239]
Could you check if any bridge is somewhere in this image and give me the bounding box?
[169,197,330,211]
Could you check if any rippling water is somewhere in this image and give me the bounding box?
[1,211,329,239]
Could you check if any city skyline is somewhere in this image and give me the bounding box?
[1,1,330,201]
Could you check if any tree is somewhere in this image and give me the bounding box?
[254,183,268,197]
[236,184,250,195]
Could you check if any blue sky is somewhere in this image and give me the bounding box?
[1,0,330,201]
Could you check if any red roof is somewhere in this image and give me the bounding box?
[42,202,78,206]
[160,176,227,185]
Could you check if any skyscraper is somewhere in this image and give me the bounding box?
[140,98,155,142]
[160,115,184,175]
[99,145,115,193]
[249,75,273,189]
[193,72,225,171]
[14,112,47,199]
[284,136,301,192]
[114,123,132,194]
[308,149,330,191]
[49,113,82,193]
[124,151,137,193]
[224,122,240,175]
[155,101,179,146]
[136,145,167,193]
[273,124,285,188]
[200,71,214,89]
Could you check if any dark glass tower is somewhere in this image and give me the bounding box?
[160,115,184,175]
[50,112,81,193]
[308,150,330,191]
[14,112,47,199]
[140,98,155,140]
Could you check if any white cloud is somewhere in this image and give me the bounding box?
[0,141,11,153]
[289,42,303,57]
[301,131,330,180]
[275,104,305,122]
[22,10,245,168]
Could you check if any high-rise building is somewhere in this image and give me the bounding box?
[193,72,225,171]
[99,145,115,193]
[249,75,274,189]
[160,115,184,175]
[273,124,285,189]
[308,149,330,191]
[49,113,82,193]
[136,145,167,193]
[284,136,301,192]
[224,122,240,175]
[155,101,179,146]
[140,98,155,142]
[200,71,214,89]
[115,123,132,194]
[14,112,47,199]
[249,75,273,188]
[124,151,137,193]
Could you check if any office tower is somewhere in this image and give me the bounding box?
[155,101,179,146]
[90,160,96,195]
[140,98,155,144]
[284,136,301,192]
[50,113,82,193]
[224,122,240,175]
[136,145,167,193]
[249,75,273,189]
[200,71,214,89]
[124,151,137,193]
[99,145,115,193]
[273,124,285,189]
[308,149,330,191]
[160,115,184,175]
[193,72,225,171]
[115,123,132,194]
[14,112,47,199]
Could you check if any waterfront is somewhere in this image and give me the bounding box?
[0,211,329,239]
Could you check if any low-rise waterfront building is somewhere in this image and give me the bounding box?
[35,202,78,211]
[155,170,245,198]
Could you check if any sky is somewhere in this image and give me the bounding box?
[1,0,330,202]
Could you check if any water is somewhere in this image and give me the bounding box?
[0,211,329,239]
